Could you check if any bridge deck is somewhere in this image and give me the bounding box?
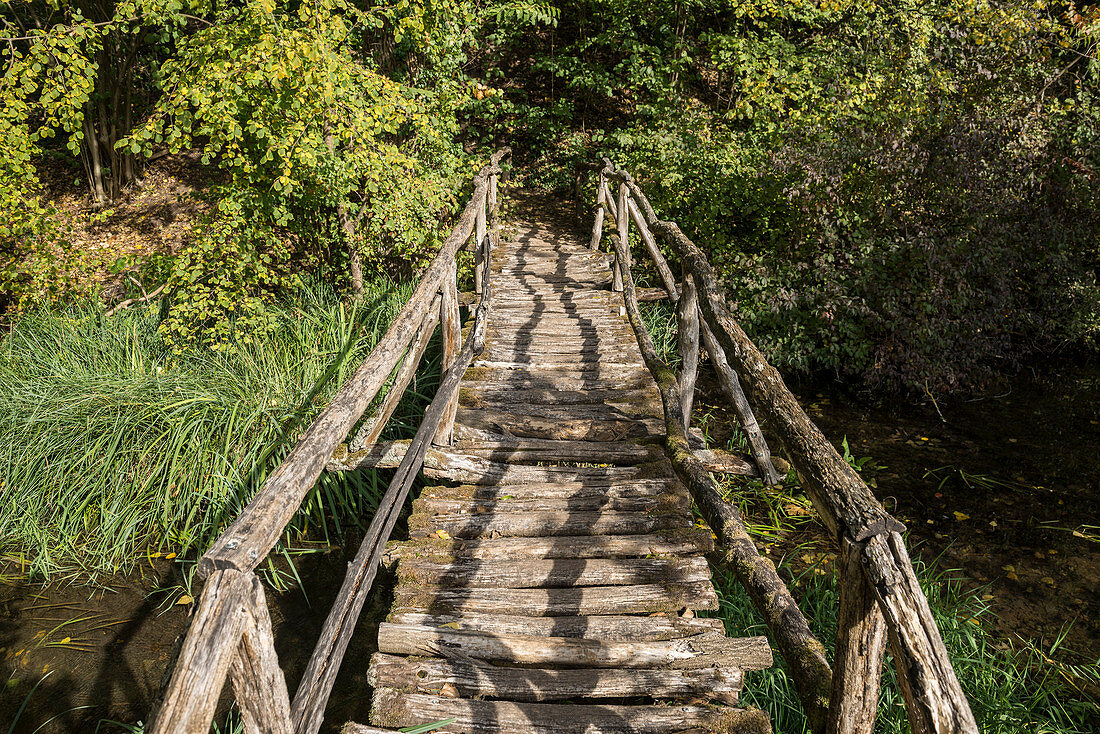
[356,211,775,733]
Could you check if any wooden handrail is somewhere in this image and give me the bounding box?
[150,150,509,734]
[198,148,510,580]
[597,159,978,734]
[608,215,834,732]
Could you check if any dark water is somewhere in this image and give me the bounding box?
[3,364,1097,732]
[790,363,1100,661]
[1,550,390,733]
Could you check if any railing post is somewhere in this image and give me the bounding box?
[149,570,252,734]
[827,538,887,734]
[231,575,294,734]
[613,182,628,293]
[677,262,699,431]
[590,172,607,250]
[435,256,461,446]
[474,190,488,294]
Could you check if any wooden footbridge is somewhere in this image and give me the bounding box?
[151,151,979,734]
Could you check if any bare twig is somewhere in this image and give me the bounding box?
[105,283,166,317]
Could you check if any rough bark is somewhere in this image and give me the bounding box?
[611,214,834,734]
[826,538,887,734]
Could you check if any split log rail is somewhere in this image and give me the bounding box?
[590,158,979,734]
[149,149,509,734]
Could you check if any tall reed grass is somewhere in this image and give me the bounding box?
[709,551,1100,733]
[0,280,427,580]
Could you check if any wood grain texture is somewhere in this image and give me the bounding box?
[384,612,725,641]
[377,624,771,670]
[368,653,744,703]
[149,570,251,734]
[826,538,887,734]
[392,581,719,616]
[365,689,772,734]
[231,575,294,734]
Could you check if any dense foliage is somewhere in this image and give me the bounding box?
[472,0,1100,392]
[2,0,1099,389]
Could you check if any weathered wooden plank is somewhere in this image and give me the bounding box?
[385,611,725,641]
[376,625,769,670]
[408,509,691,540]
[421,458,659,486]
[827,538,887,734]
[365,689,773,734]
[444,440,662,466]
[149,570,251,734]
[230,575,294,734]
[412,491,686,517]
[420,477,679,499]
[329,441,665,477]
[368,653,744,704]
[396,556,711,588]
[392,581,719,616]
[460,386,661,408]
[384,530,715,564]
[454,410,656,441]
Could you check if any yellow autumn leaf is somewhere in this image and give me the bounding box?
[953,511,970,521]
[176,595,194,606]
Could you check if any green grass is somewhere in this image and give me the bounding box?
[0,279,435,581]
[708,544,1100,733]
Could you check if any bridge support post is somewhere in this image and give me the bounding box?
[676,261,699,431]
[435,258,461,446]
[827,537,887,734]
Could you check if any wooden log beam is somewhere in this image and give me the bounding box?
[365,689,773,734]
[290,242,496,734]
[375,624,771,670]
[198,148,509,580]
[614,165,978,734]
[348,294,441,452]
[385,611,724,641]
[826,538,887,734]
[149,570,252,734]
[368,653,745,704]
[230,575,294,734]
[610,216,834,733]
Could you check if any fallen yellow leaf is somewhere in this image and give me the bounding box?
[953,511,970,521]
[435,530,451,540]
[176,595,193,606]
